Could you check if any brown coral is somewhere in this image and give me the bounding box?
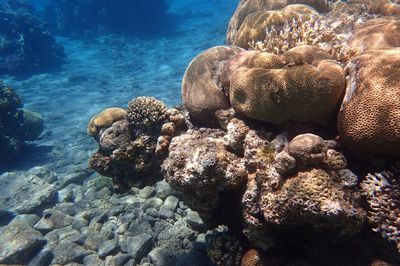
[369,0,400,15]
[232,4,318,49]
[229,47,345,125]
[226,0,328,45]
[361,165,400,252]
[241,249,264,266]
[337,48,400,155]
[182,45,244,127]
[127,96,167,129]
[350,18,400,52]
[87,107,127,137]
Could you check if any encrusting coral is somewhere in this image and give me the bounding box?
[87,107,127,137]
[337,48,400,155]
[361,164,400,252]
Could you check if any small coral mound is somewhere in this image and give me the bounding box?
[182,46,244,126]
[361,165,400,252]
[205,227,243,266]
[87,107,127,137]
[241,249,264,266]
[232,4,318,49]
[369,0,400,15]
[337,48,400,155]
[229,46,345,125]
[127,96,167,129]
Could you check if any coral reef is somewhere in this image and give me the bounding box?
[369,0,400,15]
[361,165,400,252]
[226,0,329,45]
[182,45,244,126]
[337,48,400,155]
[250,15,359,62]
[0,1,64,75]
[89,98,186,191]
[241,249,264,266]
[0,81,44,165]
[232,4,318,49]
[45,0,172,37]
[229,46,345,125]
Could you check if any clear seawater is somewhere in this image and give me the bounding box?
[0,0,238,174]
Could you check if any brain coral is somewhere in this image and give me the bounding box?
[229,46,345,125]
[127,96,167,129]
[361,165,400,252]
[227,0,328,45]
[350,18,400,51]
[182,46,244,126]
[337,49,400,155]
[87,107,127,137]
[232,4,318,49]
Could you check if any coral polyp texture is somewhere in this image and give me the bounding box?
[226,0,328,45]
[231,4,318,49]
[229,46,345,125]
[181,45,244,126]
[337,49,400,155]
[361,165,400,252]
[87,107,127,137]
[369,0,400,15]
[127,96,167,129]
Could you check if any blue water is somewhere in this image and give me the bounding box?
[1,0,238,173]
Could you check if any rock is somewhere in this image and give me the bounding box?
[34,210,73,233]
[157,224,196,254]
[13,214,40,227]
[83,254,104,266]
[148,247,172,266]
[45,227,80,248]
[0,221,47,264]
[0,172,56,214]
[51,241,92,264]
[96,187,112,200]
[84,186,97,202]
[106,205,125,217]
[84,232,106,251]
[30,166,58,183]
[125,220,153,237]
[57,186,74,202]
[143,197,164,210]
[78,208,103,222]
[159,205,174,219]
[113,253,132,266]
[120,233,153,262]
[27,248,53,266]
[139,186,156,199]
[186,210,205,231]
[176,250,212,266]
[163,195,179,212]
[145,208,159,218]
[59,171,89,188]
[98,239,119,258]
[155,180,177,199]
[72,216,89,230]
[119,195,144,206]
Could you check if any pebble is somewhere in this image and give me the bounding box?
[34,210,73,233]
[186,209,205,231]
[51,241,92,265]
[139,186,156,199]
[119,195,144,206]
[27,249,53,266]
[143,197,163,210]
[113,253,132,266]
[155,180,177,199]
[59,171,89,188]
[164,195,179,211]
[98,238,119,258]
[159,205,174,219]
[84,232,106,251]
[120,233,153,262]
[12,214,40,227]
[148,247,172,266]
[83,254,104,266]
[72,216,89,230]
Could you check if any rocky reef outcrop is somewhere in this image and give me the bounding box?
[0,81,44,166]
[0,1,64,76]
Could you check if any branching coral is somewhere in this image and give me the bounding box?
[249,16,359,62]
[127,96,167,129]
[361,165,400,252]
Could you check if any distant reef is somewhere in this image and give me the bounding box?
[44,0,172,38]
[0,1,65,76]
[0,81,44,166]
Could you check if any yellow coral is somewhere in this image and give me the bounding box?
[87,107,127,137]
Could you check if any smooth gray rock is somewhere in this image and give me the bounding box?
[148,247,172,266]
[100,219,118,239]
[27,248,53,266]
[0,172,56,214]
[45,226,80,248]
[29,166,58,183]
[164,195,179,211]
[143,197,163,210]
[98,239,119,258]
[13,214,40,227]
[113,253,132,266]
[51,241,92,264]
[176,250,213,266]
[96,187,112,199]
[72,216,89,230]
[155,180,177,199]
[84,232,106,251]
[57,186,73,202]
[138,186,156,199]
[145,208,159,218]
[120,233,153,261]
[119,195,144,206]
[157,224,196,254]
[34,209,73,233]
[126,220,152,237]
[83,254,104,266]
[59,171,89,188]
[159,205,174,219]
[0,221,47,264]
[185,210,205,231]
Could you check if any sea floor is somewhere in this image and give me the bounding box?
[0,1,238,265]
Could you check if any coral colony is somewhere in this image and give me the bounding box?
[87,0,400,264]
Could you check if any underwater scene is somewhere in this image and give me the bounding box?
[1,0,400,265]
